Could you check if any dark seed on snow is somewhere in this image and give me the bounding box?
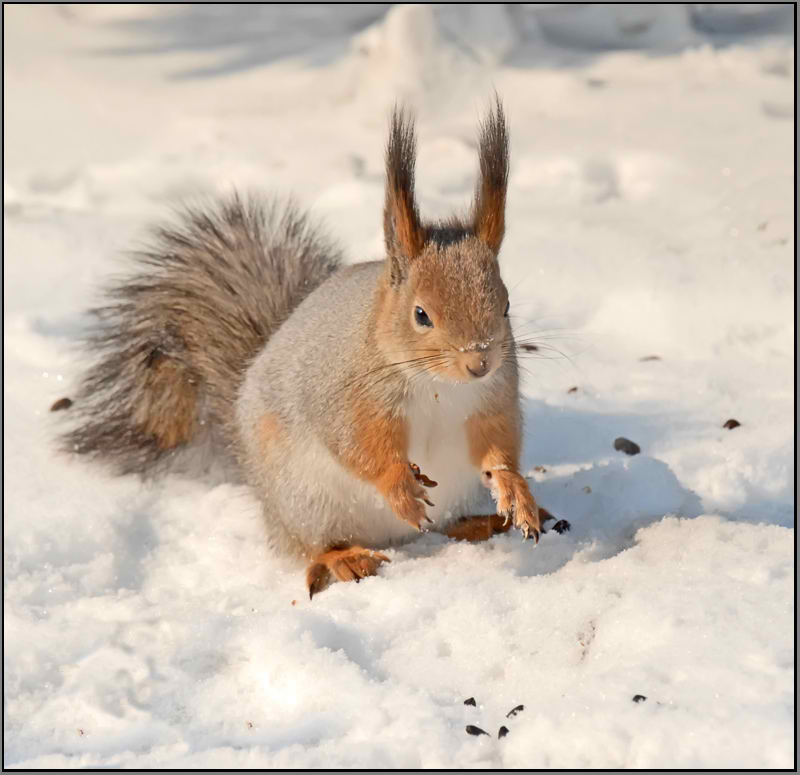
[50,397,73,412]
[506,704,525,718]
[521,344,539,352]
[463,697,476,706]
[567,386,578,394]
[632,694,647,703]
[723,419,741,429]
[639,355,662,362]
[614,437,641,456]
[466,725,489,737]
[498,726,510,739]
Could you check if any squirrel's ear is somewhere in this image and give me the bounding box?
[384,107,425,281]
[472,97,509,256]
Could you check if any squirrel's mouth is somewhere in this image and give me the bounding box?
[388,342,503,386]
[440,348,502,384]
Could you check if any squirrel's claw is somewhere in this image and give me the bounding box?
[307,562,330,599]
[410,462,438,489]
[521,524,540,544]
[388,463,438,532]
[487,469,542,543]
[499,503,514,527]
[415,512,434,532]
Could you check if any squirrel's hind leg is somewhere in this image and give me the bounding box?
[306,546,391,599]
[444,508,569,542]
[444,514,512,542]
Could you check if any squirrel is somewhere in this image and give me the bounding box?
[61,98,548,598]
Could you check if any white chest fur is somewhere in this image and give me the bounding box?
[291,379,490,549]
[403,379,486,525]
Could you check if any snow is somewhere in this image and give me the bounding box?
[3,4,794,769]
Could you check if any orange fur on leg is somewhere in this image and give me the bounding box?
[467,411,542,541]
[337,403,433,531]
[445,514,511,542]
[306,546,391,599]
[256,412,287,461]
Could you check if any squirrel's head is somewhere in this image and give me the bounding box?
[378,98,512,384]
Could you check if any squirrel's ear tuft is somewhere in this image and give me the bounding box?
[473,96,509,256]
[384,106,425,277]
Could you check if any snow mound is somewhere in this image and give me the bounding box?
[4,501,793,768]
[341,4,521,105]
[534,4,700,51]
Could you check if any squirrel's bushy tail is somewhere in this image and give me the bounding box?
[62,193,341,475]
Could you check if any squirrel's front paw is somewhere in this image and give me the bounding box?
[482,469,541,543]
[387,464,435,531]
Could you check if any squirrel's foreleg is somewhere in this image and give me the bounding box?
[466,412,542,543]
[336,405,433,532]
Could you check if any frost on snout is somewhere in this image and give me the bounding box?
[457,338,500,379]
[457,339,495,353]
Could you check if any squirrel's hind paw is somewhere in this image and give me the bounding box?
[306,546,390,599]
[307,562,331,599]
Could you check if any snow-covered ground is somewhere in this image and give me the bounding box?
[3,4,795,769]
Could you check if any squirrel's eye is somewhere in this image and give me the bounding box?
[504,301,510,317]
[414,306,433,328]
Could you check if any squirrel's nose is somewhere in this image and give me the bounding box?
[465,356,489,378]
